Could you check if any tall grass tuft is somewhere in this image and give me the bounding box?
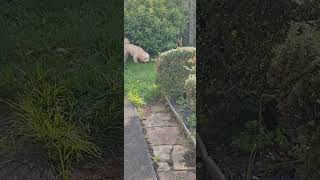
[6,80,100,179]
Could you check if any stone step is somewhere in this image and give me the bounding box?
[145,127,186,145]
[171,145,196,171]
[150,103,167,113]
[140,101,196,180]
[141,112,179,127]
[158,171,196,180]
[151,145,172,162]
[157,162,171,172]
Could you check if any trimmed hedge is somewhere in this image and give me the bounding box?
[156,47,196,100]
[185,72,196,112]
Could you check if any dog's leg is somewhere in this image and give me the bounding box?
[124,55,127,63]
[124,51,128,63]
[124,53,128,70]
[133,55,138,63]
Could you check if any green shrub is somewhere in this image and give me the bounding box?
[188,113,196,131]
[156,47,196,100]
[231,120,273,153]
[124,0,187,55]
[196,0,295,146]
[185,72,196,112]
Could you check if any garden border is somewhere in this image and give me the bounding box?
[165,96,196,147]
[165,96,227,180]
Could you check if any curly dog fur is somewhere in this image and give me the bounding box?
[124,38,149,63]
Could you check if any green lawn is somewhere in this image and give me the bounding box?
[124,59,160,106]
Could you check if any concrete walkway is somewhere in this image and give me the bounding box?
[139,100,196,180]
[124,100,157,180]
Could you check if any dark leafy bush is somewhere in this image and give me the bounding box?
[305,142,320,180]
[197,0,296,145]
[156,47,195,100]
[197,0,320,179]
[269,23,320,128]
[269,23,320,179]
[124,0,187,55]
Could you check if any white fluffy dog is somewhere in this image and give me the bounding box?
[124,38,149,63]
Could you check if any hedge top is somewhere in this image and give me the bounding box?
[158,47,196,58]
[157,47,196,65]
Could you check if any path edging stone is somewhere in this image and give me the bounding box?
[165,96,196,147]
[165,96,227,180]
[124,100,158,180]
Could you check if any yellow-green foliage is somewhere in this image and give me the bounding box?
[124,61,160,106]
[127,90,146,107]
[7,81,100,179]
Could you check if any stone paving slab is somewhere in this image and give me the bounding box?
[150,103,167,112]
[139,100,196,180]
[124,100,157,180]
[151,145,172,162]
[145,127,186,145]
[158,171,196,180]
[142,113,178,127]
[157,162,171,172]
[172,145,196,171]
[146,112,172,120]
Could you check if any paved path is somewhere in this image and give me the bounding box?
[139,100,196,180]
[124,100,157,180]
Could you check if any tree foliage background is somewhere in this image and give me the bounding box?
[124,0,188,55]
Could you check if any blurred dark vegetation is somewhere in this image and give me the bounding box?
[0,0,123,179]
[197,0,320,179]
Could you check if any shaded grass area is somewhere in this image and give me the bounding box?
[124,56,196,137]
[124,60,160,106]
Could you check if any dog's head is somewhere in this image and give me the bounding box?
[124,38,130,44]
[141,53,150,63]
